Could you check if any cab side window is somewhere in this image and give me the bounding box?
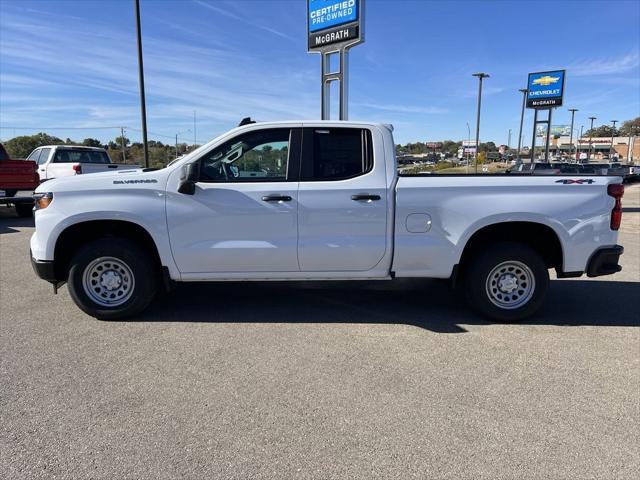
[301,128,373,181]
[37,148,52,165]
[200,129,292,182]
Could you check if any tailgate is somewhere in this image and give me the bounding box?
[0,160,38,189]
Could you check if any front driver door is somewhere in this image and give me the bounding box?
[167,127,301,274]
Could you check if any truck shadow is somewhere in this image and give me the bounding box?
[142,279,640,333]
[0,210,34,234]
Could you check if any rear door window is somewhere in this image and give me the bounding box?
[301,128,373,181]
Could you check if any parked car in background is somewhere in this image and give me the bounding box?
[28,145,139,182]
[0,143,39,217]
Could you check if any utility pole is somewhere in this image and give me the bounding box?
[175,129,191,159]
[472,72,489,173]
[568,108,578,161]
[193,110,197,149]
[120,127,127,163]
[517,88,527,161]
[134,0,149,168]
[507,129,512,149]
[610,120,618,159]
[588,116,597,161]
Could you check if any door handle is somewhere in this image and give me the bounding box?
[351,194,381,201]
[262,195,292,202]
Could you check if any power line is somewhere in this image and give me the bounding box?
[0,126,124,130]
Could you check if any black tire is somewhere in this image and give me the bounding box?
[67,238,158,320]
[15,202,33,217]
[463,242,549,322]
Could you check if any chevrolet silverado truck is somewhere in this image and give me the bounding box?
[27,145,139,182]
[30,121,624,321]
[0,143,39,217]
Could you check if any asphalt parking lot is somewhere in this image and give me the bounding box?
[1,185,639,479]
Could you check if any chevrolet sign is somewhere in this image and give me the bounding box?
[526,70,566,108]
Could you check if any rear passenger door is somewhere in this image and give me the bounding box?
[297,127,388,272]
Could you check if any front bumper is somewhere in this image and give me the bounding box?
[30,251,58,283]
[586,245,623,277]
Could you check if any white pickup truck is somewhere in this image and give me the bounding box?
[27,145,139,181]
[30,121,625,321]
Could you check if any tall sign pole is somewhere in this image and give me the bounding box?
[134,0,149,168]
[526,70,566,163]
[517,88,527,160]
[308,0,364,120]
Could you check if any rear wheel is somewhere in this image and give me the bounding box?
[463,242,549,322]
[67,238,157,320]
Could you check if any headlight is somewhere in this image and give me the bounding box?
[34,192,53,210]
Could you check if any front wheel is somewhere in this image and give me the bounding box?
[463,242,549,322]
[67,238,158,320]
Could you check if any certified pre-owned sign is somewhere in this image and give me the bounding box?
[308,0,362,51]
[526,70,566,108]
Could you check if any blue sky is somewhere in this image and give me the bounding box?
[1,0,639,146]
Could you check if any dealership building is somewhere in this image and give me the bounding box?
[544,136,639,161]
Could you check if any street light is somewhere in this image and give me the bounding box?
[578,125,584,162]
[588,116,597,161]
[175,129,191,159]
[466,121,471,172]
[610,120,618,159]
[517,88,527,161]
[568,108,578,161]
[472,72,489,173]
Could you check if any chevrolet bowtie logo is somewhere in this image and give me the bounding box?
[532,75,560,86]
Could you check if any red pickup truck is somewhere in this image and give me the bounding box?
[0,143,39,217]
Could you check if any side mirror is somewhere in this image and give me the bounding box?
[178,162,199,195]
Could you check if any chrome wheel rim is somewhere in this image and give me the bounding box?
[485,260,535,310]
[82,256,135,307]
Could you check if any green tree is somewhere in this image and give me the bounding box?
[583,125,618,138]
[619,117,640,136]
[3,132,64,158]
[82,138,104,148]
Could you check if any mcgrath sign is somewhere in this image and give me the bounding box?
[526,70,565,108]
[308,0,362,51]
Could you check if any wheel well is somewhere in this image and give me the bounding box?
[458,222,563,274]
[54,220,162,281]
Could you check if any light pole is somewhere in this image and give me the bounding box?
[517,88,527,161]
[568,108,578,161]
[472,72,489,173]
[175,129,191,159]
[610,120,618,159]
[466,122,471,173]
[578,125,584,162]
[134,0,149,168]
[588,116,597,161]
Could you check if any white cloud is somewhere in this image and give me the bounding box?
[569,51,640,77]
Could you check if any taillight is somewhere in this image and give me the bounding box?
[607,183,624,230]
[73,163,82,174]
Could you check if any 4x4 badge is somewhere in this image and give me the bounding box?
[555,179,595,184]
